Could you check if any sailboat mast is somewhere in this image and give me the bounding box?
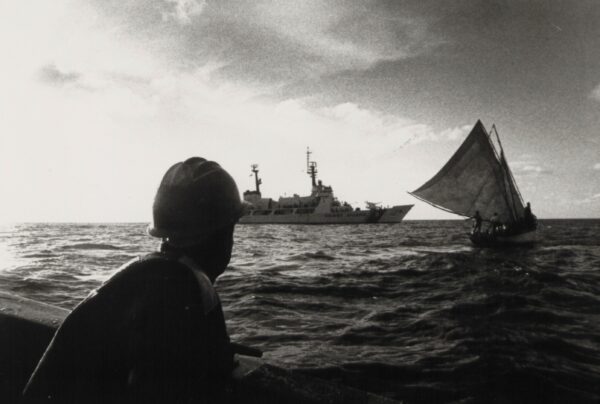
[484,124,517,222]
[492,125,522,222]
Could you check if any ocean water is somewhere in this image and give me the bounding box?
[1,220,599,403]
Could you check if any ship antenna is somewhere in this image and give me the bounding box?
[306,147,310,172]
[306,147,317,187]
[251,164,262,193]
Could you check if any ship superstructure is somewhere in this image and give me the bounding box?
[239,149,413,224]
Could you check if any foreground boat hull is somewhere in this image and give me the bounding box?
[0,292,398,404]
[470,229,538,246]
[239,205,413,224]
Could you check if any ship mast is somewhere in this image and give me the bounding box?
[251,164,262,193]
[306,147,317,187]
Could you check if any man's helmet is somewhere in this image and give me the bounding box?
[147,157,243,243]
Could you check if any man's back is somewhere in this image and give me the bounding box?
[23,254,233,404]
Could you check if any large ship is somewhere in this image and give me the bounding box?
[239,149,413,224]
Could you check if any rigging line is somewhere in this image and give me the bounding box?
[502,149,524,205]
[494,136,517,222]
[487,124,502,161]
[498,151,517,222]
[491,125,519,222]
[501,154,520,218]
[493,124,523,221]
[486,125,516,222]
[467,176,492,217]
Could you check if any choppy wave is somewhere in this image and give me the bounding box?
[1,220,599,403]
[59,243,122,250]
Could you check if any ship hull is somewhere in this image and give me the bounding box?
[239,205,413,225]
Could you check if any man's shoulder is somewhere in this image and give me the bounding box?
[92,253,201,304]
[59,254,191,332]
[111,253,196,283]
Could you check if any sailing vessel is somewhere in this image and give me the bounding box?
[239,149,413,224]
[409,120,537,246]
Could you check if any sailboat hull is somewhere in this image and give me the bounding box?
[469,229,538,246]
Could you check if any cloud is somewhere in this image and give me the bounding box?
[252,1,438,71]
[438,125,472,141]
[511,159,552,177]
[162,0,206,24]
[573,193,600,205]
[593,163,600,170]
[38,64,81,86]
[591,84,600,101]
[86,0,440,87]
[315,102,471,149]
[0,0,483,220]
[392,123,471,147]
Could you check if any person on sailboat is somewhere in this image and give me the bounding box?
[488,212,500,236]
[523,202,536,229]
[472,210,482,234]
[24,157,243,404]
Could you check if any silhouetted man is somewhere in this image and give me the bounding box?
[24,157,243,404]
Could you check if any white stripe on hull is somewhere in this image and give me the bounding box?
[239,205,412,224]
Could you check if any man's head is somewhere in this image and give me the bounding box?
[148,157,243,279]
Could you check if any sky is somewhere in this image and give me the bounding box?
[1,0,599,222]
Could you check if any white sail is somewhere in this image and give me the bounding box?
[410,120,524,223]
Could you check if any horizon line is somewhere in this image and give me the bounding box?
[1,217,599,225]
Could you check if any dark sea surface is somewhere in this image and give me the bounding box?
[1,220,599,403]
